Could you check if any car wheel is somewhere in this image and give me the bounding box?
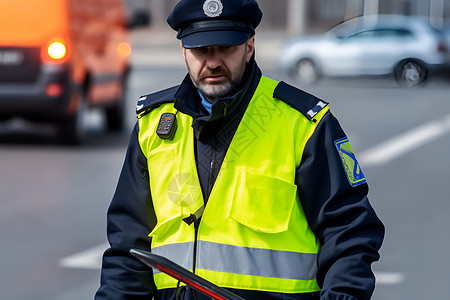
[294,59,319,84]
[58,93,88,144]
[394,60,427,87]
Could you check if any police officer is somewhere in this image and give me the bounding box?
[95,0,384,299]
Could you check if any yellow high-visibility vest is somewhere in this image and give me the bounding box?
[138,76,329,293]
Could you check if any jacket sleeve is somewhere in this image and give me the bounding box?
[95,123,157,300]
[296,112,385,300]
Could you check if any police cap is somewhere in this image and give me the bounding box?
[167,0,262,48]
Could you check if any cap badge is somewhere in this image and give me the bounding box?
[203,0,223,17]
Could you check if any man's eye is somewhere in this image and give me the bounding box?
[191,48,208,54]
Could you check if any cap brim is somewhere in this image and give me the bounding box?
[181,30,250,49]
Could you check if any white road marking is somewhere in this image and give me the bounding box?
[375,272,405,285]
[359,114,450,167]
[59,243,108,270]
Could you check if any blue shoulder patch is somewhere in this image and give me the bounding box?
[273,81,328,120]
[334,137,366,187]
[136,86,179,117]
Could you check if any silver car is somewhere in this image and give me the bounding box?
[279,14,448,87]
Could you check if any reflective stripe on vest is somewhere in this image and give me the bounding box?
[138,76,329,293]
[152,241,317,280]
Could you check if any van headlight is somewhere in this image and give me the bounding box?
[47,42,67,60]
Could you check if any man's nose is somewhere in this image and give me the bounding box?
[205,48,222,69]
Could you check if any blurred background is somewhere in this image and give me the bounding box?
[1,0,449,299]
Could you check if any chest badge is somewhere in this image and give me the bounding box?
[203,0,223,17]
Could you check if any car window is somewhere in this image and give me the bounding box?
[374,29,413,39]
[346,28,415,42]
[346,30,376,40]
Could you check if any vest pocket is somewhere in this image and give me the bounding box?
[230,171,297,233]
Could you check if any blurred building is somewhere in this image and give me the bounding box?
[124,0,450,33]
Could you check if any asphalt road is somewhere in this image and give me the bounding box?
[1,28,450,300]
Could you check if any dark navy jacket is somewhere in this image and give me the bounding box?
[95,61,384,300]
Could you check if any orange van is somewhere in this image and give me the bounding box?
[0,0,145,143]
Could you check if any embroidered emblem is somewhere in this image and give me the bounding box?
[203,0,223,17]
[334,137,366,187]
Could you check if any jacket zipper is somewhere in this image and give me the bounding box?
[191,134,201,275]
[194,139,216,273]
[192,219,200,274]
[207,139,217,197]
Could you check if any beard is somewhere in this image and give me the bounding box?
[196,69,241,100]
[187,53,247,100]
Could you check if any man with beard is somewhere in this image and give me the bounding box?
[95,0,384,299]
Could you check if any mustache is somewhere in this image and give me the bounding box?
[200,67,229,78]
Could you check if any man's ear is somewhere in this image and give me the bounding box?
[246,36,255,63]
